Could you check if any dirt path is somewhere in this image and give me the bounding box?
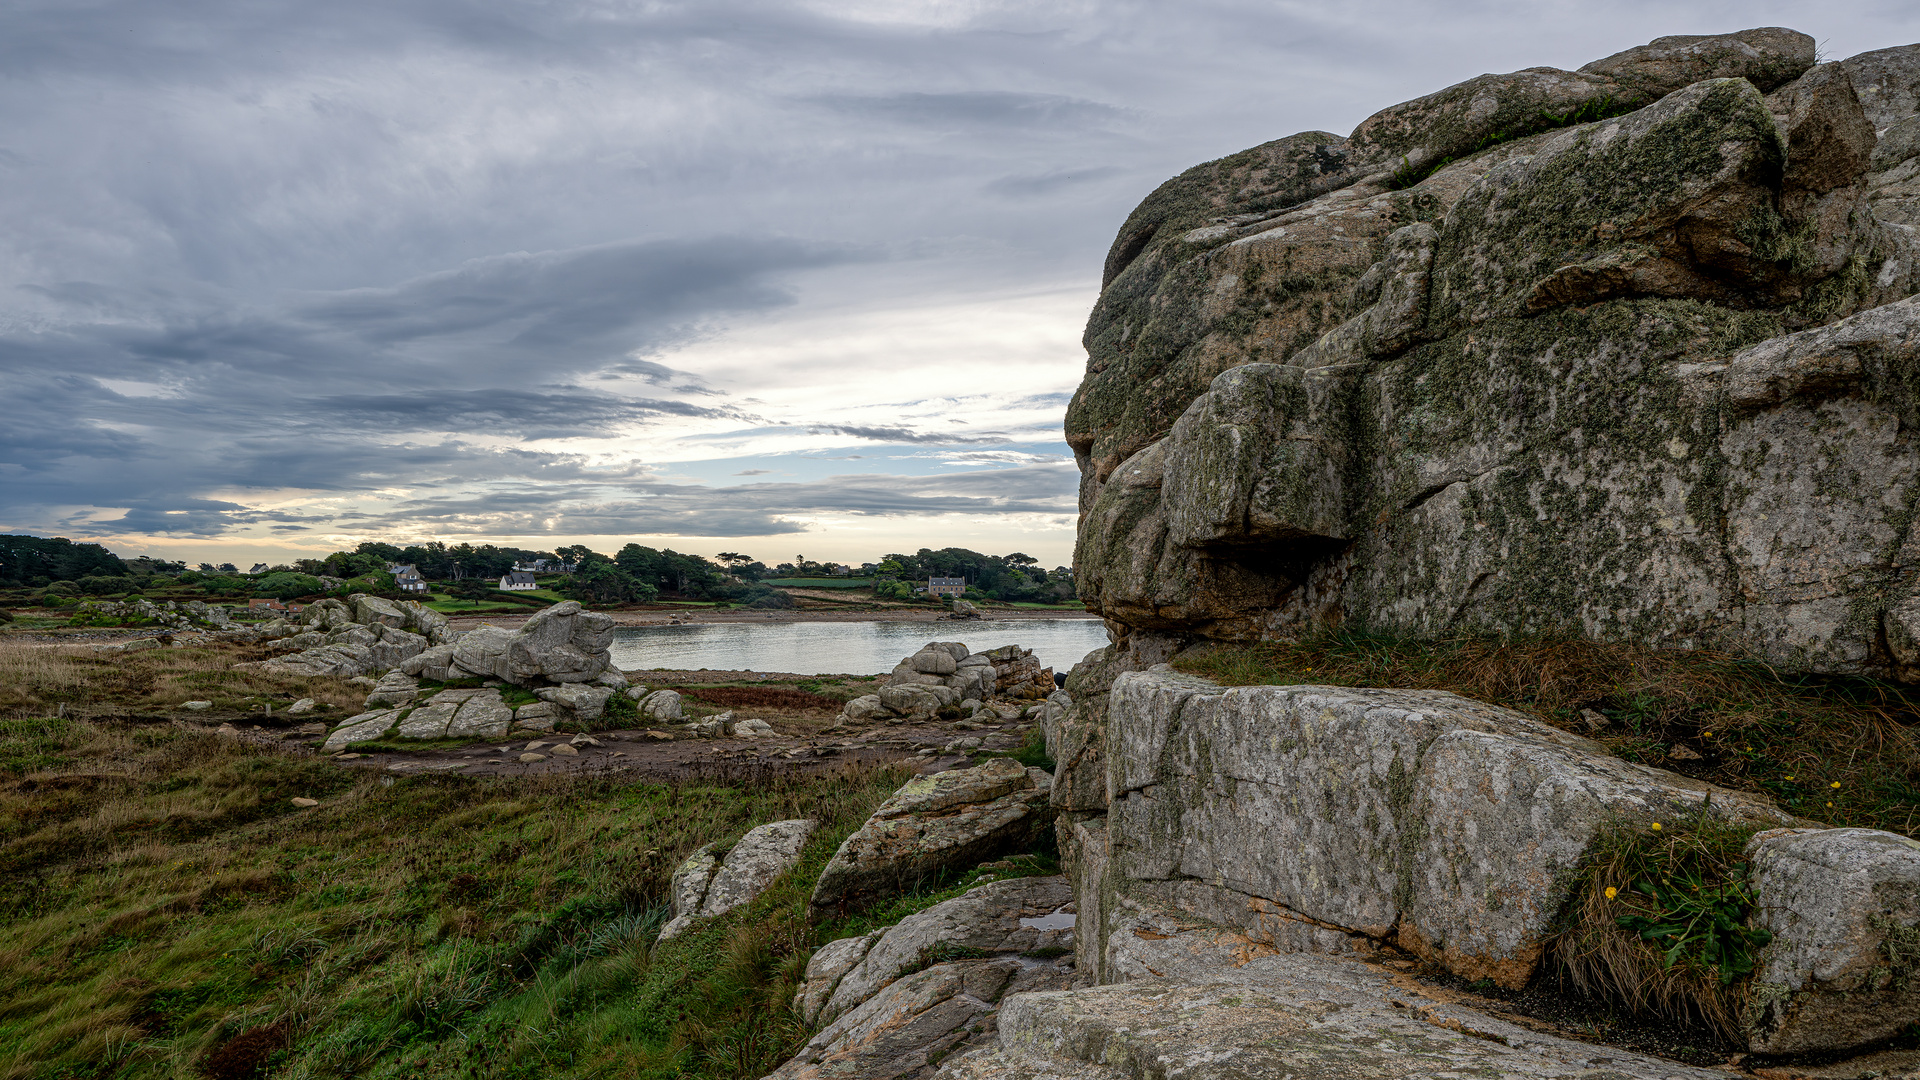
[331,715,1030,781]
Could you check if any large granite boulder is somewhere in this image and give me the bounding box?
[1087,671,1793,989]
[808,759,1054,918]
[660,819,817,940]
[1069,30,1920,679]
[446,601,615,684]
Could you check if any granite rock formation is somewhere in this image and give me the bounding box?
[1070,29,1920,678]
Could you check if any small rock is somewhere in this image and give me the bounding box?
[1668,744,1703,760]
[347,676,378,688]
[519,753,547,763]
[645,730,673,741]
[334,753,363,760]
[525,741,547,750]
[1579,708,1608,731]
[287,698,317,715]
[570,735,601,747]
[734,718,776,738]
[183,701,212,711]
[551,743,580,756]
[290,797,319,808]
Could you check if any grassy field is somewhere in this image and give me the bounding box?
[0,713,922,1080]
[0,641,363,720]
[756,579,871,589]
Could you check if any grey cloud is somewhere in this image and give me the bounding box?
[735,468,773,475]
[983,166,1124,198]
[808,91,1131,131]
[811,425,1012,446]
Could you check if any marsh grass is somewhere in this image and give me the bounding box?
[0,713,915,1079]
[0,640,363,718]
[1177,632,1920,836]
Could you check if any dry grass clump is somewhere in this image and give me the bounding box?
[0,639,364,718]
[1544,813,1771,1042]
[1178,632,1920,836]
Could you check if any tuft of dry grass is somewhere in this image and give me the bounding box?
[1178,632,1920,836]
[681,686,847,713]
[1544,813,1769,1042]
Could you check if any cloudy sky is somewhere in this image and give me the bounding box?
[2,1,1913,568]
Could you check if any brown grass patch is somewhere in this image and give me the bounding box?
[682,686,846,713]
[1178,633,1920,836]
[0,639,365,718]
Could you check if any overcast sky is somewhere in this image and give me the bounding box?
[2,0,1913,568]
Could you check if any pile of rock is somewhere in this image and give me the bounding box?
[836,642,1055,726]
[317,601,637,752]
[69,597,235,632]
[238,595,451,679]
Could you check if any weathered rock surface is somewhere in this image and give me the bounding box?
[661,819,817,940]
[1744,827,1920,1053]
[809,877,1075,1026]
[1090,671,1792,989]
[446,601,615,684]
[1069,29,1920,678]
[809,759,1054,918]
[768,958,1072,1080]
[637,689,683,721]
[239,595,451,679]
[935,916,1728,1080]
[846,641,1057,725]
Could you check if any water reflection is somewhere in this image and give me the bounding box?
[609,618,1111,676]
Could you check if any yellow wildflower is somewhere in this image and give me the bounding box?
[1604,886,1617,900]
[1831,781,1842,789]
[1650,822,1662,831]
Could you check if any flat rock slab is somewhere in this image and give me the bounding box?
[936,924,1728,1080]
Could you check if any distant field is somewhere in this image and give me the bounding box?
[762,577,873,588]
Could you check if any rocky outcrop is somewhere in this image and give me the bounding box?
[1083,671,1793,988]
[438,601,615,684]
[1041,667,1920,1056]
[236,595,450,679]
[840,642,1058,727]
[801,876,1075,1026]
[1070,30,1920,678]
[809,758,1054,918]
[936,917,1730,1080]
[661,819,817,940]
[768,957,1072,1080]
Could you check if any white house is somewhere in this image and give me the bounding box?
[390,565,428,592]
[500,572,539,591]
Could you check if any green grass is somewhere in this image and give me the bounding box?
[0,717,918,1079]
[1177,631,1920,837]
[1548,812,1774,1041]
[759,579,872,589]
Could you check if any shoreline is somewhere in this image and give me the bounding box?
[445,607,1105,630]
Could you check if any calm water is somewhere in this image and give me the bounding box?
[609,618,1112,676]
